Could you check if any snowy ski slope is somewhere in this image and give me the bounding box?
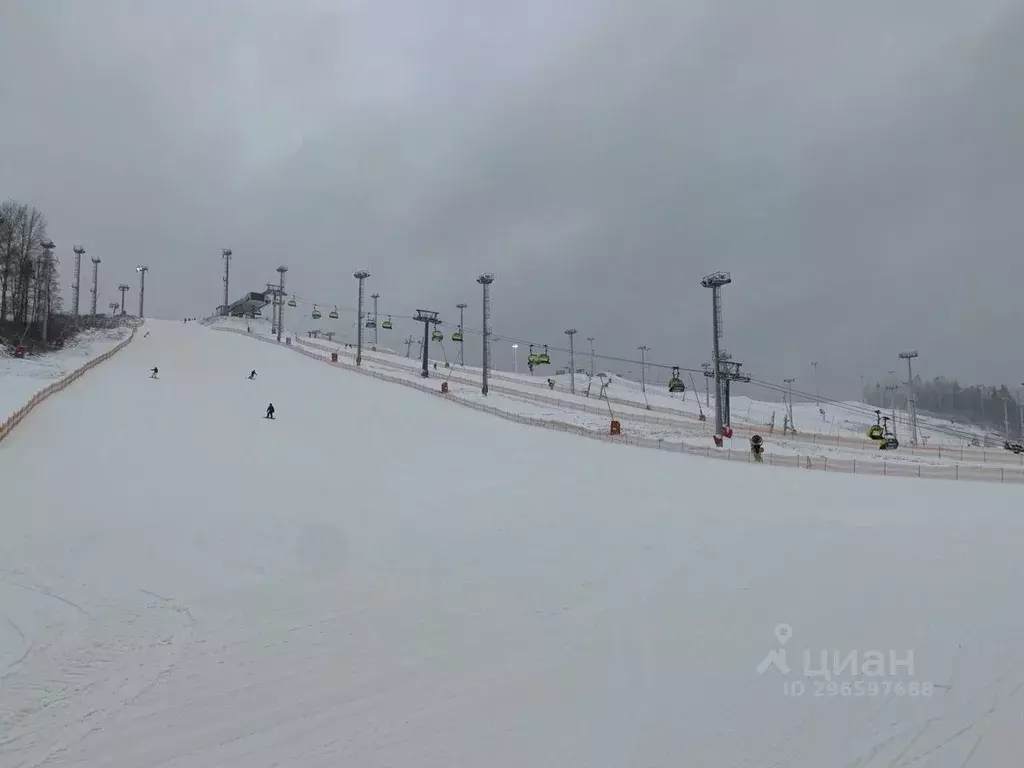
[2,319,1024,767]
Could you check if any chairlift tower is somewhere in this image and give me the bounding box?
[221,248,232,316]
[404,335,415,357]
[565,329,578,394]
[456,302,467,364]
[371,293,380,346]
[701,271,732,438]
[783,377,796,431]
[898,350,919,446]
[414,309,440,378]
[353,270,370,365]
[90,254,101,316]
[275,266,287,342]
[811,361,819,406]
[136,265,148,318]
[117,284,129,316]
[587,337,595,377]
[477,273,494,395]
[72,245,85,317]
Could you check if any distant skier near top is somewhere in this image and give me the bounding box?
[248,370,257,380]
[265,403,275,419]
[150,367,158,379]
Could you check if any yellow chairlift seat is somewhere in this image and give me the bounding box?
[381,316,393,330]
[431,329,443,342]
[451,330,463,342]
[867,425,884,440]
[527,345,542,366]
[536,345,551,365]
[668,366,685,392]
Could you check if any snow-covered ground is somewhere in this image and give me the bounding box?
[3,317,1024,766]
[0,326,132,419]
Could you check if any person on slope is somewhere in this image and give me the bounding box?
[248,369,257,380]
[150,367,158,378]
[265,403,275,419]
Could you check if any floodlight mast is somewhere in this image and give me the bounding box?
[40,239,55,341]
[72,245,85,317]
[565,329,578,394]
[353,270,370,365]
[90,254,102,315]
[117,284,130,315]
[700,271,732,439]
[477,273,494,395]
[898,350,920,445]
[221,248,232,315]
[371,293,380,346]
[136,266,148,318]
[456,302,467,365]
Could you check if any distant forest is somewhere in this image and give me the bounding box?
[864,377,1023,438]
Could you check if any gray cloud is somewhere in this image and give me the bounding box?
[1,0,1021,398]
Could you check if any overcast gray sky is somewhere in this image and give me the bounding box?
[2,0,1021,399]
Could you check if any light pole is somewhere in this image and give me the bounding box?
[587,336,595,376]
[72,245,85,318]
[456,302,467,365]
[90,254,101,315]
[783,377,796,431]
[638,345,650,393]
[136,265,148,318]
[477,273,494,395]
[565,328,578,394]
[118,284,129,315]
[811,361,819,406]
[276,266,287,342]
[41,239,55,342]
[701,271,732,439]
[512,343,518,374]
[371,292,380,346]
[221,248,232,315]
[353,270,370,365]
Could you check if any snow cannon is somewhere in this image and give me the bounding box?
[750,434,764,463]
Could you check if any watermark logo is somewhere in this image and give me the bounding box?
[757,623,935,698]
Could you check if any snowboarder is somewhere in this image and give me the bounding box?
[248,370,257,380]
[150,367,158,378]
[265,403,275,419]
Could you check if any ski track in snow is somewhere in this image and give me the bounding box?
[1,319,1023,766]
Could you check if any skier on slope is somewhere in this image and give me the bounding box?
[150,367,158,378]
[265,403,275,419]
[248,369,257,379]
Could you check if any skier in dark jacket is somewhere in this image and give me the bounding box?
[266,403,275,419]
[248,370,257,380]
[150,367,158,378]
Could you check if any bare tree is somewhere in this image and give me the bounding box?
[0,201,60,343]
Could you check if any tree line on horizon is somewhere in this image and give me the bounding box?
[0,198,64,347]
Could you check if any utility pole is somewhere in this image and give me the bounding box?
[811,361,819,405]
[371,292,380,346]
[638,345,650,393]
[404,335,415,357]
[40,239,55,342]
[136,265,148,318]
[898,350,919,446]
[783,377,796,431]
[565,329,578,394]
[353,270,370,365]
[90,254,101,315]
[221,248,232,315]
[276,266,287,342]
[456,302,467,365]
[884,383,899,439]
[477,274,494,395]
[72,245,85,318]
[701,271,732,440]
[118,284,129,315]
[413,309,439,378]
[587,336,595,377]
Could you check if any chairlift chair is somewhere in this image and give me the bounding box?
[867,410,885,441]
[668,366,685,393]
[451,329,463,342]
[537,345,551,365]
[431,328,443,342]
[329,306,339,319]
[311,304,322,320]
[287,296,297,307]
[527,345,541,366]
[365,315,376,329]
[381,316,393,330]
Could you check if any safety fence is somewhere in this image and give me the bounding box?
[293,333,1021,467]
[0,324,139,446]
[216,327,1024,485]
